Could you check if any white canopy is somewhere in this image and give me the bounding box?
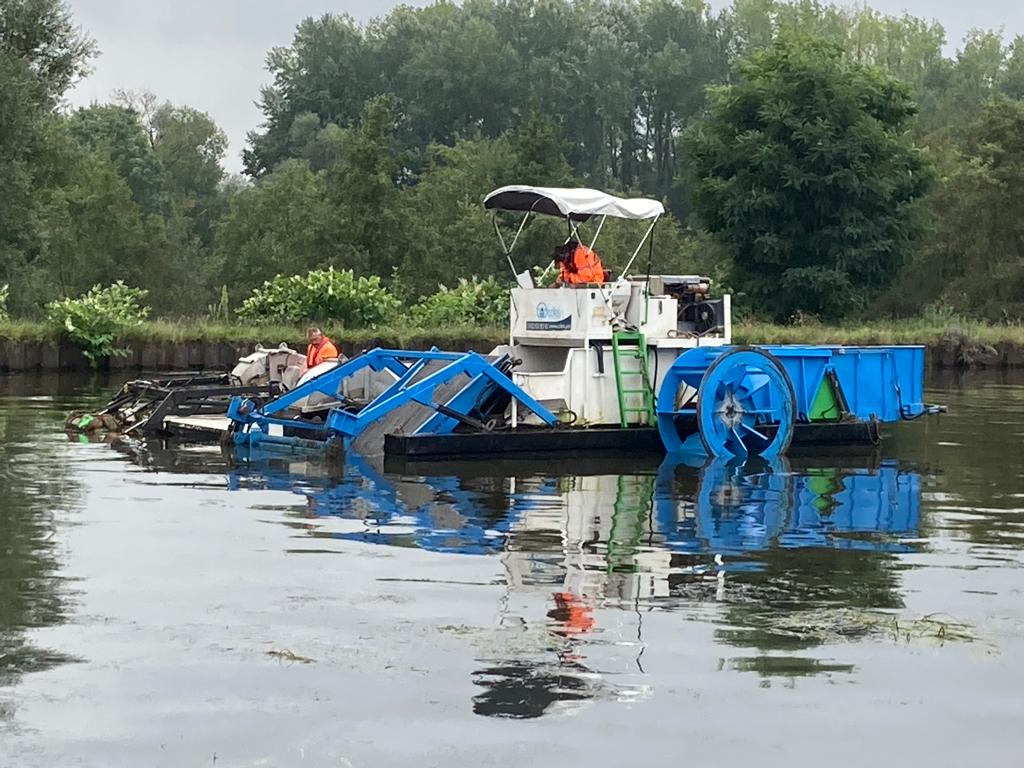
[484,185,664,221]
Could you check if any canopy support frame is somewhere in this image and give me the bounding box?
[617,216,660,284]
[485,186,664,292]
[493,210,533,278]
[589,214,608,252]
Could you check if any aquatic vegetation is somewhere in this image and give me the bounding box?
[266,648,316,664]
[768,609,980,647]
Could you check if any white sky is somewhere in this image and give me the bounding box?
[66,1,1024,174]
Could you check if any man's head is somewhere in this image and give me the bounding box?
[307,326,324,346]
[554,240,578,264]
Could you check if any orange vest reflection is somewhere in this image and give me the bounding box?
[549,591,596,636]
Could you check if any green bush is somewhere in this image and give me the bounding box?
[411,277,510,327]
[0,284,9,321]
[236,268,401,326]
[46,282,150,366]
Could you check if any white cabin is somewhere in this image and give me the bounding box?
[507,279,731,426]
[484,186,732,427]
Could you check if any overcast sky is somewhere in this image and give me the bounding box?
[67,1,1024,174]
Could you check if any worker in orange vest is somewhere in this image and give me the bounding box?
[554,239,606,286]
[306,326,340,368]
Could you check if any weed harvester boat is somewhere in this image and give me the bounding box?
[226,185,944,461]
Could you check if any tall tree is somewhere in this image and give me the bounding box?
[914,30,1017,141]
[0,0,94,100]
[243,1,727,204]
[321,95,411,279]
[243,13,374,177]
[1001,36,1024,100]
[34,147,149,297]
[684,35,932,320]
[0,0,93,308]
[150,102,228,247]
[401,134,522,296]
[67,105,165,213]
[214,160,331,301]
[509,108,573,186]
[150,104,227,202]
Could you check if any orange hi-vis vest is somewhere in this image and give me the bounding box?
[559,244,605,285]
[306,337,339,368]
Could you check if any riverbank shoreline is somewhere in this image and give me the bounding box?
[1,320,1022,372]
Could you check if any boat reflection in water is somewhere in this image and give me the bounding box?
[657,454,921,557]
[215,445,926,717]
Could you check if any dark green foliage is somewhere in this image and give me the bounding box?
[35,145,150,296]
[509,109,574,187]
[397,120,578,297]
[881,98,1024,321]
[214,160,330,300]
[0,2,229,317]
[0,0,95,101]
[0,0,94,311]
[685,35,932,320]
[321,95,412,280]
[54,101,229,316]
[1002,37,1024,101]
[68,105,165,213]
[243,13,375,177]
[151,103,228,247]
[399,134,524,297]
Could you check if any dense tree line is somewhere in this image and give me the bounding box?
[2,0,1023,323]
[0,0,228,316]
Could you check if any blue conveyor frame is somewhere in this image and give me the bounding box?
[227,347,558,449]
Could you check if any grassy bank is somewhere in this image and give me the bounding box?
[0,320,507,348]
[2,317,1023,359]
[121,320,508,349]
[0,320,62,342]
[733,318,1024,346]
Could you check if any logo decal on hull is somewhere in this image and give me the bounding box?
[526,302,571,331]
[526,315,571,331]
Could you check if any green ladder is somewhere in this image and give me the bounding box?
[611,331,656,428]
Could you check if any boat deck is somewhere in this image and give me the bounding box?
[384,420,880,460]
[168,412,880,458]
[162,415,231,441]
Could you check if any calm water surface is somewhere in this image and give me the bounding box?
[1,371,1023,766]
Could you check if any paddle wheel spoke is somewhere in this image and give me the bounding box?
[728,425,749,458]
[738,420,769,443]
